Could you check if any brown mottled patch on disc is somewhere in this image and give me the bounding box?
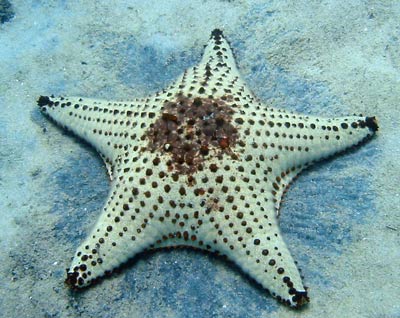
[143,95,240,174]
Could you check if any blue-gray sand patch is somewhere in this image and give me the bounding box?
[280,141,378,286]
[51,149,108,242]
[120,250,279,318]
[103,35,200,93]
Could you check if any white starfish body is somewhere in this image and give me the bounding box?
[38,29,378,307]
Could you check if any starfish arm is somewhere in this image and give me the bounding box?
[65,199,164,288]
[212,215,309,308]
[231,107,378,215]
[37,95,155,176]
[65,157,170,287]
[265,113,377,216]
[148,189,308,307]
[168,29,253,101]
[248,107,378,172]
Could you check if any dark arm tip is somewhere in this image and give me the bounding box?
[365,116,379,132]
[37,95,52,107]
[211,29,224,39]
[65,270,79,288]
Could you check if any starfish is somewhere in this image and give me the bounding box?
[37,29,378,308]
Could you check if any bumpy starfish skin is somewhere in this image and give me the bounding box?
[37,29,378,307]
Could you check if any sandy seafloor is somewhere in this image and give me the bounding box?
[0,1,399,317]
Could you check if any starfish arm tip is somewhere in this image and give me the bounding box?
[37,95,52,107]
[365,116,379,132]
[211,28,224,38]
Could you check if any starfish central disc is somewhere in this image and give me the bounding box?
[144,95,240,175]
